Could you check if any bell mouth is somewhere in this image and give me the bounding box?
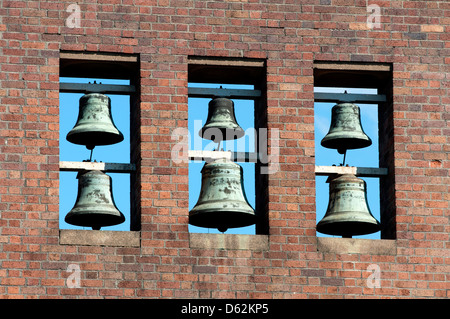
[316,220,380,237]
[65,211,125,230]
[320,137,372,151]
[189,210,256,232]
[66,130,124,147]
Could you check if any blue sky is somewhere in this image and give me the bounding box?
[59,79,381,239]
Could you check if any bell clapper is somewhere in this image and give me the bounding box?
[218,226,228,233]
[87,146,95,162]
[341,149,347,166]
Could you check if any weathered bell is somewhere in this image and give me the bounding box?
[65,170,125,230]
[317,174,380,237]
[199,97,245,141]
[321,102,372,154]
[66,93,124,150]
[189,158,255,232]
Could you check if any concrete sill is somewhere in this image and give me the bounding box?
[189,233,269,250]
[59,229,140,247]
[317,237,396,255]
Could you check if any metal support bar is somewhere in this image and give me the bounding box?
[314,92,386,104]
[188,150,259,163]
[315,165,388,177]
[188,87,261,100]
[59,82,136,94]
[60,161,136,173]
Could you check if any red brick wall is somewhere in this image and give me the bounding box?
[0,0,448,299]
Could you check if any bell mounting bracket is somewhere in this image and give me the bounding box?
[59,82,136,95]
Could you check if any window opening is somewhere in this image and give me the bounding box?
[314,87,381,239]
[188,83,256,234]
[59,77,133,231]
[186,57,268,235]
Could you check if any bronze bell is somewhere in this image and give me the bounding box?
[66,93,124,150]
[65,170,125,230]
[189,158,256,232]
[317,174,380,238]
[321,102,372,154]
[199,97,245,142]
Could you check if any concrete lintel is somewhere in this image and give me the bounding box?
[60,51,138,63]
[189,233,269,250]
[188,56,265,68]
[59,161,136,173]
[59,229,140,247]
[313,61,392,72]
[315,165,388,177]
[188,150,259,163]
[317,237,397,255]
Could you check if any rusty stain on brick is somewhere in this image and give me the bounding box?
[193,266,217,274]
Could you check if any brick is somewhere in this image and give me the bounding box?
[349,22,370,30]
[420,25,444,33]
[279,83,303,91]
